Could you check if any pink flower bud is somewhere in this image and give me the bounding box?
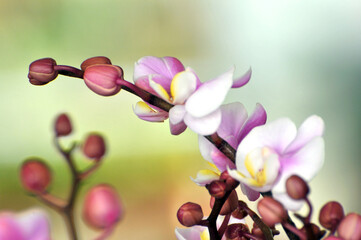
[82,134,106,160]
[319,201,344,230]
[177,202,203,227]
[210,190,238,215]
[54,113,72,137]
[257,197,287,227]
[83,64,122,96]
[301,223,326,239]
[220,170,239,191]
[28,58,58,84]
[225,223,250,240]
[83,184,123,229]
[20,159,51,193]
[323,237,343,240]
[286,175,309,200]
[337,213,361,240]
[80,56,112,71]
[208,180,227,198]
[232,201,248,220]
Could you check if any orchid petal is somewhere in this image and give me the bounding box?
[135,74,172,94]
[185,67,234,118]
[198,136,214,163]
[134,56,184,81]
[17,210,50,240]
[0,214,24,240]
[273,192,305,211]
[185,67,202,88]
[170,120,187,135]
[175,226,207,240]
[210,149,236,172]
[285,115,325,154]
[149,80,171,102]
[237,118,297,166]
[237,103,267,143]
[184,109,222,135]
[169,105,186,125]
[191,169,220,186]
[133,101,169,122]
[171,71,197,104]
[232,68,252,88]
[273,137,325,194]
[240,183,260,201]
[217,102,248,143]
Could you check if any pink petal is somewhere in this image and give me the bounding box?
[284,115,324,155]
[134,56,184,82]
[185,67,234,118]
[273,192,305,211]
[175,226,206,240]
[134,74,172,94]
[240,183,260,201]
[217,102,248,145]
[133,102,169,122]
[184,109,222,135]
[237,103,267,143]
[17,210,50,240]
[232,68,252,88]
[169,121,187,135]
[0,214,24,240]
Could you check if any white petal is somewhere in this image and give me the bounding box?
[191,169,220,186]
[169,105,186,125]
[184,109,222,135]
[236,118,297,169]
[133,101,169,122]
[16,209,50,240]
[273,192,305,211]
[185,67,234,118]
[171,71,197,104]
[149,79,171,101]
[175,226,206,240]
[198,135,214,163]
[232,67,252,88]
[285,115,325,154]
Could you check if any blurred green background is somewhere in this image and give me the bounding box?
[0,0,360,239]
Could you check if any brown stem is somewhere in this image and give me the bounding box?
[283,223,307,240]
[55,65,84,78]
[242,232,264,240]
[79,161,102,179]
[218,214,231,238]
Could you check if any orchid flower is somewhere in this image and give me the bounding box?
[0,209,50,240]
[193,102,267,201]
[175,215,245,240]
[228,115,325,211]
[133,56,252,135]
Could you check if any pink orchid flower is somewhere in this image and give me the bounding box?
[228,115,325,211]
[175,215,245,240]
[133,56,251,135]
[193,102,267,201]
[0,209,51,240]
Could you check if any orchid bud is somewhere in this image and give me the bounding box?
[177,202,203,227]
[257,197,287,227]
[323,237,343,240]
[232,201,248,220]
[286,175,309,200]
[210,190,238,215]
[220,170,239,191]
[225,223,250,240]
[83,64,122,96]
[20,159,51,193]
[82,134,106,160]
[28,58,58,85]
[319,201,344,230]
[83,184,123,229]
[301,223,326,239]
[337,213,361,240]
[80,56,112,71]
[54,113,72,137]
[208,180,227,198]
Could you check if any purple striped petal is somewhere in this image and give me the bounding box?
[240,183,260,201]
[133,102,169,122]
[237,103,267,143]
[232,68,252,88]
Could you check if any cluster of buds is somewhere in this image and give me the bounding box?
[28,57,126,96]
[19,113,123,239]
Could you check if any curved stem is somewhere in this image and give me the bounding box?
[55,65,84,78]
[242,232,264,240]
[283,223,307,240]
[218,214,231,238]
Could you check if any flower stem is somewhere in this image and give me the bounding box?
[54,65,84,78]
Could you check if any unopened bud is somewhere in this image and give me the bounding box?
[20,159,51,193]
[337,213,361,240]
[28,58,58,85]
[286,175,309,200]
[232,201,248,219]
[54,113,72,137]
[83,64,122,96]
[319,201,344,230]
[177,202,203,227]
[220,170,239,191]
[225,223,250,240]
[301,223,326,239]
[208,180,227,198]
[323,237,343,240]
[210,190,238,215]
[83,184,123,229]
[80,56,112,71]
[83,134,106,160]
[257,197,287,227]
